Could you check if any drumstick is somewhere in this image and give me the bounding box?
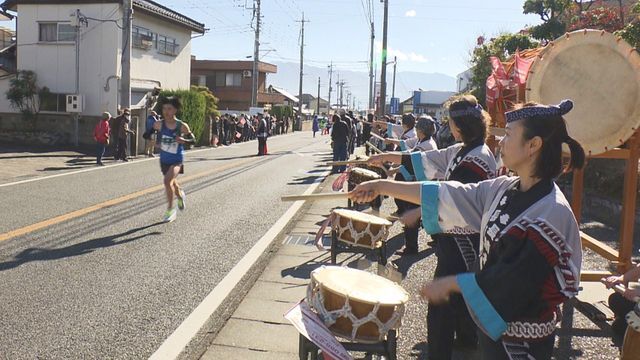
[366,141,384,154]
[603,281,640,302]
[281,193,351,202]
[326,160,369,166]
[370,132,385,141]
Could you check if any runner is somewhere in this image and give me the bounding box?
[152,96,195,223]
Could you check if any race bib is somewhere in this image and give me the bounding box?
[160,134,179,154]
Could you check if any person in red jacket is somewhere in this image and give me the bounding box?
[94,112,111,166]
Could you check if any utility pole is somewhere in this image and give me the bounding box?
[368,21,375,111]
[392,56,397,100]
[296,13,309,119]
[121,0,132,111]
[378,0,389,116]
[251,0,261,108]
[316,76,321,115]
[73,8,81,147]
[327,62,333,113]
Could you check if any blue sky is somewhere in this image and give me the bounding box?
[167,0,542,77]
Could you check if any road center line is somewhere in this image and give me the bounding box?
[0,156,260,243]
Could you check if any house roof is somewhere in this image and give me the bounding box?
[269,86,298,103]
[191,59,277,73]
[300,93,328,104]
[414,90,456,105]
[1,0,206,33]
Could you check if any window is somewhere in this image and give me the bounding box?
[215,72,225,87]
[132,26,154,49]
[40,92,67,112]
[39,23,76,42]
[226,72,242,87]
[156,34,179,56]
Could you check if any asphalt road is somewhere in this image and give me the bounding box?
[0,133,331,359]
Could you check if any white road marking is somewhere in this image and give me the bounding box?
[148,170,329,360]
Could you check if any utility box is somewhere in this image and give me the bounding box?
[66,94,83,113]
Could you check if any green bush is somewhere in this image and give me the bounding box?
[155,89,207,142]
[270,105,294,119]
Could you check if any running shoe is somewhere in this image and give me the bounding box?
[177,190,186,210]
[163,207,177,223]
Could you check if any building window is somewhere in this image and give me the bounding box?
[132,26,154,49]
[226,72,242,87]
[39,23,76,42]
[157,34,179,56]
[40,92,67,112]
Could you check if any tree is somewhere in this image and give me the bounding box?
[191,85,220,117]
[616,1,640,48]
[6,70,48,130]
[523,0,572,40]
[469,33,539,106]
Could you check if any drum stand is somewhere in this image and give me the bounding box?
[298,330,398,360]
[330,230,387,266]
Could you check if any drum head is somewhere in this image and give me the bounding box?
[333,209,392,226]
[312,266,408,305]
[526,30,640,155]
[351,168,380,179]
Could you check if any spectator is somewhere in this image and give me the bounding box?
[115,108,135,161]
[93,112,111,166]
[312,115,319,138]
[331,114,349,173]
[143,110,159,157]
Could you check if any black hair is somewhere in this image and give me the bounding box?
[162,96,182,111]
[448,94,489,145]
[401,113,416,129]
[516,102,586,180]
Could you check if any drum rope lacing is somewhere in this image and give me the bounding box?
[333,213,390,249]
[307,279,405,341]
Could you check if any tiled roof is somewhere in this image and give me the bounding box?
[134,0,205,33]
[1,0,205,33]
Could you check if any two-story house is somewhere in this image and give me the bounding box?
[0,0,205,147]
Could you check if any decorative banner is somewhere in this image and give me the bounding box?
[514,50,535,86]
[284,301,353,360]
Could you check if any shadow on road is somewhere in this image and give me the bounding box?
[0,222,163,271]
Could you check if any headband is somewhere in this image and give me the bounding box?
[449,104,483,119]
[505,99,574,123]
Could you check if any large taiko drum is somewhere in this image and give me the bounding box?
[306,265,409,343]
[524,30,640,156]
[623,302,640,360]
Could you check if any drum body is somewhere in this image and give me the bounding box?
[307,266,409,343]
[332,209,391,249]
[349,168,381,186]
[623,304,640,360]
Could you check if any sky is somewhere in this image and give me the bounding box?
[164,0,543,77]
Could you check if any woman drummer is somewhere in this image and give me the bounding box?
[350,99,585,359]
[369,95,497,359]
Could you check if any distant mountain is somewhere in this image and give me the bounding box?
[267,61,457,108]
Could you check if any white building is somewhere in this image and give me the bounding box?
[0,0,204,146]
[456,68,473,93]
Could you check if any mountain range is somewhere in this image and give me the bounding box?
[267,61,457,108]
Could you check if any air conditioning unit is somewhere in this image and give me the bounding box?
[66,94,83,113]
[242,70,252,78]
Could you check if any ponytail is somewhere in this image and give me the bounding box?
[564,136,585,173]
